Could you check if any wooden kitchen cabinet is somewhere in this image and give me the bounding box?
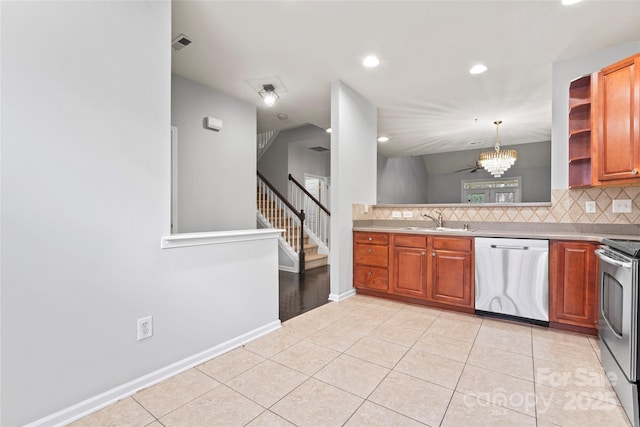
[353,232,474,312]
[353,232,389,292]
[568,74,594,188]
[427,236,474,309]
[391,234,428,299]
[593,53,640,185]
[549,240,599,334]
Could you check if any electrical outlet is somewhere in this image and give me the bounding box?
[392,211,402,218]
[137,316,153,341]
[612,199,632,213]
[585,201,596,214]
[403,211,413,218]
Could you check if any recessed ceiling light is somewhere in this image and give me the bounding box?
[469,140,484,146]
[562,0,581,5]
[469,64,488,75]
[377,136,389,143]
[326,128,332,133]
[277,113,288,120]
[363,55,380,68]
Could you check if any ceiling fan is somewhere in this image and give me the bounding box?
[454,161,482,173]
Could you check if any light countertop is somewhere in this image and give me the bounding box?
[353,221,640,243]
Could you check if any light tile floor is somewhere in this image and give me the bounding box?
[71,295,631,426]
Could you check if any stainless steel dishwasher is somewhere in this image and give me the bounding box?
[475,237,549,324]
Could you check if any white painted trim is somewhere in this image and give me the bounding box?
[27,320,282,427]
[329,288,356,302]
[170,126,178,234]
[161,229,283,249]
[256,213,300,271]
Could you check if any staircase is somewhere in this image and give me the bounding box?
[257,172,329,272]
[302,235,329,270]
[256,172,329,273]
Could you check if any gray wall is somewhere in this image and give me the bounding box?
[423,141,551,203]
[172,74,256,232]
[258,124,330,196]
[1,3,278,425]
[551,40,640,189]
[330,81,377,299]
[377,155,430,204]
[288,143,330,185]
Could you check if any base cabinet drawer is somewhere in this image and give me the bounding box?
[354,266,389,291]
[354,243,389,267]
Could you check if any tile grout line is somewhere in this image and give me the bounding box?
[437,315,483,426]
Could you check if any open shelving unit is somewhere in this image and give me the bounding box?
[568,75,593,188]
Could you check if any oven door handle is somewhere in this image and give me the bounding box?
[595,249,633,269]
[600,306,624,339]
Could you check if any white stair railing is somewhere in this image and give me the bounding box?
[257,172,306,273]
[287,174,330,249]
[257,130,280,160]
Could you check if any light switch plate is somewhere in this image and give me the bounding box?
[612,199,632,213]
[585,201,596,214]
[403,211,413,218]
[392,211,402,218]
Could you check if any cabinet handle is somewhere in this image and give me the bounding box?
[368,249,372,253]
[368,271,372,276]
[432,252,436,257]
[368,237,373,241]
[421,251,425,255]
[633,169,639,175]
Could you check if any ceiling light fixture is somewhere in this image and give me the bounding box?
[377,136,389,143]
[363,55,380,68]
[478,121,517,177]
[258,84,279,107]
[469,64,488,75]
[561,0,582,5]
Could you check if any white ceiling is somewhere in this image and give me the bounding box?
[171,1,640,157]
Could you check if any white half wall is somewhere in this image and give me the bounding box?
[171,74,256,232]
[330,81,377,300]
[1,2,278,425]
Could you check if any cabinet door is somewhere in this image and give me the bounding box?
[596,54,640,183]
[428,249,474,308]
[392,247,427,298]
[549,241,598,329]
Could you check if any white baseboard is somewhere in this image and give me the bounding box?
[278,265,298,273]
[27,320,281,427]
[329,288,356,302]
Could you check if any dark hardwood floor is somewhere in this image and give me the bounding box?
[279,265,330,322]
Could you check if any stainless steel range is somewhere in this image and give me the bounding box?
[597,238,640,427]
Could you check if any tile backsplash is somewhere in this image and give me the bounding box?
[353,187,640,225]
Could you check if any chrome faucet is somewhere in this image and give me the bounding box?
[422,211,443,228]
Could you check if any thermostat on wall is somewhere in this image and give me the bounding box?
[204,116,223,132]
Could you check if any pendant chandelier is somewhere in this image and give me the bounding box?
[479,120,517,177]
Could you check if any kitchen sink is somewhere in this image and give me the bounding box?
[431,227,473,232]
[401,226,474,232]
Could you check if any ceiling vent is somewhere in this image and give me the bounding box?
[172,34,192,50]
[309,146,330,152]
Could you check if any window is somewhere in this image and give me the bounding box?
[462,177,521,204]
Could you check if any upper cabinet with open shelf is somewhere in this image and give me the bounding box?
[568,74,593,188]
[568,52,640,188]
